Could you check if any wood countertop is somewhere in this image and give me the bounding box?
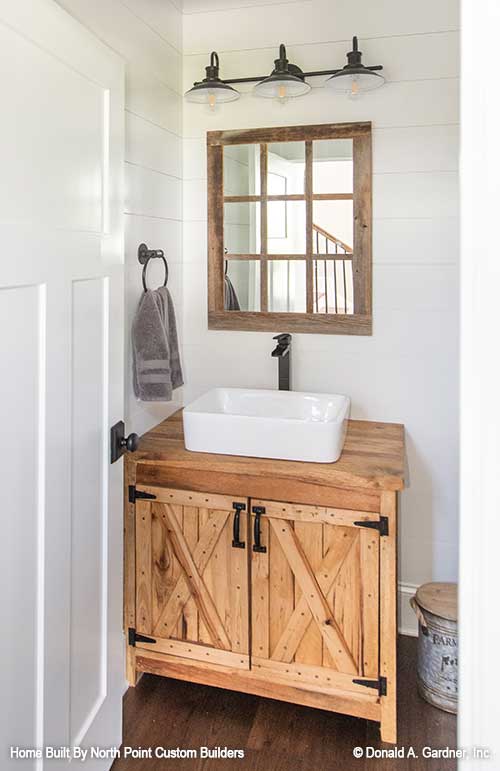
[131,410,406,492]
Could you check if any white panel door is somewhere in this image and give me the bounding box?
[0,1,125,768]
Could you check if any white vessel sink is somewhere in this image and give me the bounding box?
[183,388,350,463]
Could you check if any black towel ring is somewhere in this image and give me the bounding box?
[138,242,168,292]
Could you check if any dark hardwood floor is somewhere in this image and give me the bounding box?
[113,637,456,771]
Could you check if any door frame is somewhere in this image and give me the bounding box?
[459,0,500,765]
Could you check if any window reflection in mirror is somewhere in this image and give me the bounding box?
[224,259,260,312]
[267,141,305,195]
[312,139,354,315]
[268,200,306,254]
[313,139,353,193]
[224,201,260,254]
[268,260,306,313]
[223,145,260,196]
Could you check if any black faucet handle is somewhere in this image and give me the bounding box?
[273,333,291,344]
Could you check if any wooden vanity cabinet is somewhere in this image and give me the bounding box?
[124,412,405,744]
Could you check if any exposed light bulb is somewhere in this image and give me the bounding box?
[350,77,359,98]
[278,84,287,100]
[208,92,216,110]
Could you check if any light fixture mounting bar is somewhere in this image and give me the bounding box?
[223,65,383,85]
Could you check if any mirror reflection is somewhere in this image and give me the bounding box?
[222,137,355,315]
[224,201,260,254]
[268,260,306,313]
[267,141,305,195]
[223,145,260,196]
[224,259,260,312]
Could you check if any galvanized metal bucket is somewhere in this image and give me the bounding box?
[410,582,458,714]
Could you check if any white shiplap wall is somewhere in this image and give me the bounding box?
[182,0,460,593]
[56,0,184,436]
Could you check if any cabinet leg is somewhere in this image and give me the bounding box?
[126,645,137,687]
[380,491,397,744]
[380,691,397,744]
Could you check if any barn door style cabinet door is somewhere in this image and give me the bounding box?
[132,488,250,670]
[249,500,381,692]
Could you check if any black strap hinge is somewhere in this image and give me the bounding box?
[352,676,387,697]
[128,628,156,647]
[353,516,389,537]
[128,485,156,504]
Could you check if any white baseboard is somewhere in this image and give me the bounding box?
[398,582,419,637]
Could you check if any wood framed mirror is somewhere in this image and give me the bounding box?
[207,122,372,334]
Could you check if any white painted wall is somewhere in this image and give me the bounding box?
[56,0,184,436]
[54,0,459,613]
[182,0,460,597]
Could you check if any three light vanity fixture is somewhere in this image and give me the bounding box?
[184,37,385,109]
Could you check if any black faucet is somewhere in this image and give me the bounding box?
[271,333,292,391]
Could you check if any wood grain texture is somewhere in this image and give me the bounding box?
[138,465,382,512]
[252,499,379,524]
[135,650,381,722]
[135,500,152,634]
[207,122,372,145]
[208,310,372,334]
[207,142,224,314]
[415,582,457,621]
[268,518,357,674]
[162,503,232,650]
[252,657,378,699]
[360,528,379,677]
[293,520,322,665]
[251,514,270,658]
[136,637,248,669]
[269,523,293,658]
[182,506,199,642]
[151,506,228,638]
[272,526,356,664]
[124,458,137,685]
[230,511,249,654]
[353,132,372,317]
[135,484,245,510]
[380,491,398,743]
[133,411,405,493]
[134,490,250,668]
[150,502,181,636]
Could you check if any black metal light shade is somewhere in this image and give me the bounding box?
[253,44,311,99]
[325,37,385,96]
[184,52,240,108]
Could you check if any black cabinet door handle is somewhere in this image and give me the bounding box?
[232,502,246,549]
[252,506,266,553]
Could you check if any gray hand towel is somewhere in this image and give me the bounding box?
[132,286,183,401]
[224,275,241,310]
